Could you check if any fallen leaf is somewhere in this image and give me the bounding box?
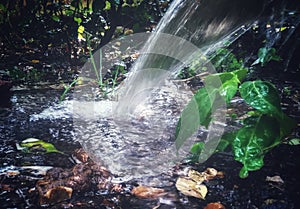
[188,169,206,183]
[204,202,226,209]
[72,148,89,163]
[17,138,63,154]
[266,176,284,184]
[175,177,207,199]
[188,168,221,182]
[41,186,72,205]
[131,185,167,199]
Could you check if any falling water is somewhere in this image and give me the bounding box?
[73,0,268,180]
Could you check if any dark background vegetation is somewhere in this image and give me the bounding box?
[0,0,171,86]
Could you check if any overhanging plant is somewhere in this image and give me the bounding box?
[175,70,296,178]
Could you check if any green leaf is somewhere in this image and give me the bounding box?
[240,80,296,138]
[175,87,213,150]
[191,142,205,154]
[17,138,63,154]
[215,132,236,152]
[286,138,300,145]
[0,3,7,12]
[252,47,281,66]
[187,142,205,162]
[240,81,281,115]
[175,69,247,152]
[104,1,111,10]
[232,115,281,178]
[74,17,82,25]
[51,15,60,22]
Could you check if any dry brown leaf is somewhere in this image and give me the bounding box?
[266,175,284,184]
[188,169,206,183]
[175,177,207,199]
[131,185,167,199]
[41,186,72,204]
[188,168,221,182]
[204,202,226,209]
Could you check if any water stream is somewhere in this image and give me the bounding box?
[71,0,269,180]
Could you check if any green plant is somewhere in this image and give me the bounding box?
[211,48,246,72]
[60,34,125,101]
[177,47,246,80]
[8,66,45,83]
[252,47,281,66]
[176,70,296,178]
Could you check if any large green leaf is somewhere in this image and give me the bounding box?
[232,115,281,178]
[175,87,214,150]
[240,81,281,115]
[205,69,247,103]
[240,80,296,137]
[175,69,247,152]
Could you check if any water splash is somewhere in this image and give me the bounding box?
[74,0,267,180]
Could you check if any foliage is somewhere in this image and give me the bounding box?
[285,138,300,145]
[16,138,63,154]
[177,47,247,80]
[176,71,296,178]
[211,48,247,72]
[59,34,128,101]
[252,47,281,66]
[175,69,247,150]
[0,0,170,62]
[8,66,45,83]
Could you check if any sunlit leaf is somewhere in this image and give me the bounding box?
[104,1,111,10]
[240,80,296,137]
[175,69,247,152]
[74,17,82,25]
[240,81,281,115]
[280,26,287,31]
[232,115,281,178]
[77,25,84,34]
[17,138,63,154]
[78,33,84,40]
[285,138,300,145]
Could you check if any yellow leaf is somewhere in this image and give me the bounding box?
[280,27,287,31]
[76,77,84,85]
[78,33,84,40]
[31,59,40,63]
[78,25,84,34]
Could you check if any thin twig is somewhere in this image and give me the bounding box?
[173,72,210,82]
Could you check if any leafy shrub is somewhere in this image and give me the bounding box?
[176,69,296,178]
